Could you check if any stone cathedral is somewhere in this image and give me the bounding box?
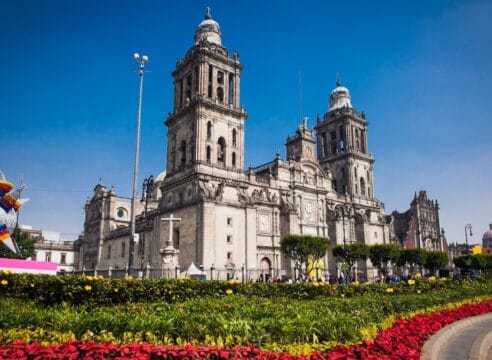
[78,11,392,281]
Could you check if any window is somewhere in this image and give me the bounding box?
[173,228,180,248]
[374,231,378,238]
[186,74,192,101]
[227,235,232,244]
[228,74,234,104]
[227,252,232,260]
[208,84,212,98]
[45,252,51,262]
[60,253,66,265]
[217,87,224,102]
[217,71,224,84]
[232,152,236,168]
[179,79,184,107]
[341,167,346,179]
[232,128,237,146]
[194,66,199,91]
[107,245,111,259]
[217,137,226,164]
[354,167,358,178]
[227,217,232,226]
[206,146,211,163]
[360,177,366,196]
[180,140,186,167]
[207,121,212,138]
[32,252,37,261]
[121,242,126,257]
[208,65,213,82]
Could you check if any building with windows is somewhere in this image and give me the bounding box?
[20,225,79,272]
[79,10,399,281]
[386,190,447,251]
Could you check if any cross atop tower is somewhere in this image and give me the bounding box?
[205,6,212,19]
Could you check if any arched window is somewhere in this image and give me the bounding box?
[232,152,236,168]
[367,187,371,198]
[360,177,366,196]
[217,87,224,102]
[180,140,186,167]
[207,121,212,138]
[354,167,358,178]
[355,184,358,194]
[217,137,226,164]
[232,129,237,146]
[206,146,211,163]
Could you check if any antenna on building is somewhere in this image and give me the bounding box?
[336,72,342,87]
[298,65,303,124]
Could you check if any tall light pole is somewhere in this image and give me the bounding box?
[129,53,149,275]
[464,224,473,254]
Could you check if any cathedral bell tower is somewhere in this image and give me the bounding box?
[315,80,375,198]
[164,9,247,181]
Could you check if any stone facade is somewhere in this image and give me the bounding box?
[78,11,391,281]
[387,190,447,251]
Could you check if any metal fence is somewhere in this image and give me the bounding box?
[68,266,290,282]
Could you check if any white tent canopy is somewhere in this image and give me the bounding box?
[183,262,205,276]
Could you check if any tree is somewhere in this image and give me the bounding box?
[453,254,487,272]
[424,251,449,275]
[0,227,36,259]
[280,235,329,280]
[369,244,401,280]
[333,243,369,282]
[397,248,427,276]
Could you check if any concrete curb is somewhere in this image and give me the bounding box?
[421,313,492,360]
[468,324,492,360]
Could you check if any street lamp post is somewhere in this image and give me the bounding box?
[129,53,149,275]
[140,175,154,271]
[465,224,473,254]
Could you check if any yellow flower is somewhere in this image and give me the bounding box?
[415,273,422,279]
[1,280,8,286]
[386,287,394,293]
[407,279,415,286]
[225,289,233,295]
[114,288,119,293]
[85,275,94,281]
[352,280,360,285]
[30,283,35,288]
[416,290,422,294]
[312,282,320,287]
[227,279,238,284]
[341,294,345,298]
[84,285,92,291]
[428,276,436,282]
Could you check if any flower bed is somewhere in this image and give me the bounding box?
[0,299,491,359]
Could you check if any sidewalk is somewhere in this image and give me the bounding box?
[421,313,492,360]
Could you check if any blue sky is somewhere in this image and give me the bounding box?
[1,0,491,245]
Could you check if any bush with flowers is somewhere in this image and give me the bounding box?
[0,299,491,359]
[0,271,491,358]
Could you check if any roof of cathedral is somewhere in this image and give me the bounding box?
[194,8,222,46]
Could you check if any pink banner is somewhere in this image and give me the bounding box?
[0,258,57,274]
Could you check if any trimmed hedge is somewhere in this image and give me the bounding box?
[1,272,490,306]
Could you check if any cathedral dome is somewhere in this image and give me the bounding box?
[329,80,352,111]
[194,9,222,46]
